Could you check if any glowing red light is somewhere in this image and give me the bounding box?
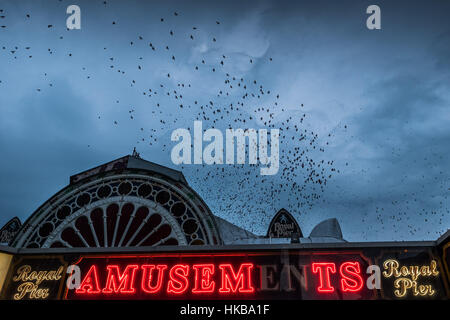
[167,264,190,294]
[218,263,255,293]
[339,262,363,292]
[312,262,336,293]
[70,256,367,299]
[102,265,138,294]
[76,265,101,294]
[141,264,167,294]
[192,264,215,293]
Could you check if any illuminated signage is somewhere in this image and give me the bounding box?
[73,263,255,296]
[1,256,67,300]
[12,265,64,300]
[65,252,374,300]
[382,259,439,297]
[1,247,448,300]
[378,249,448,300]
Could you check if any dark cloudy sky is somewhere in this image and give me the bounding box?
[0,0,449,242]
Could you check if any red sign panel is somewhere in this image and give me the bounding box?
[65,251,375,300]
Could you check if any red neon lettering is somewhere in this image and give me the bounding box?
[167,264,190,294]
[192,264,215,293]
[76,265,101,294]
[141,265,167,293]
[218,263,255,293]
[312,262,336,293]
[102,265,138,294]
[340,262,364,292]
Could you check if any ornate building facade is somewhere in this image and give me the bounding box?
[8,153,344,249]
[0,154,448,301]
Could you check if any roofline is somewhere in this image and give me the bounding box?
[437,229,450,246]
[69,155,188,185]
[130,157,188,185]
[0,245,17,254]
[0,240,439,256]
[69,155,129,183]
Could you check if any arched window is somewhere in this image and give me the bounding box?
[12,172,221,248]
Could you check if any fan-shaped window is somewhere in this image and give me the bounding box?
[49,201,180,248]
[14,174,220,249]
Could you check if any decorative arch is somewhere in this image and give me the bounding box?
[12,170,222,248]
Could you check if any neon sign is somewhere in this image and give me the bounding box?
[382,259,439,298]
[74,263,255,296]
[65,253,374,300]
[1,248,447,300]
[11,265,64,300]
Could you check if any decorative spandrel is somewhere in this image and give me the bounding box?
[0,217,21,244]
